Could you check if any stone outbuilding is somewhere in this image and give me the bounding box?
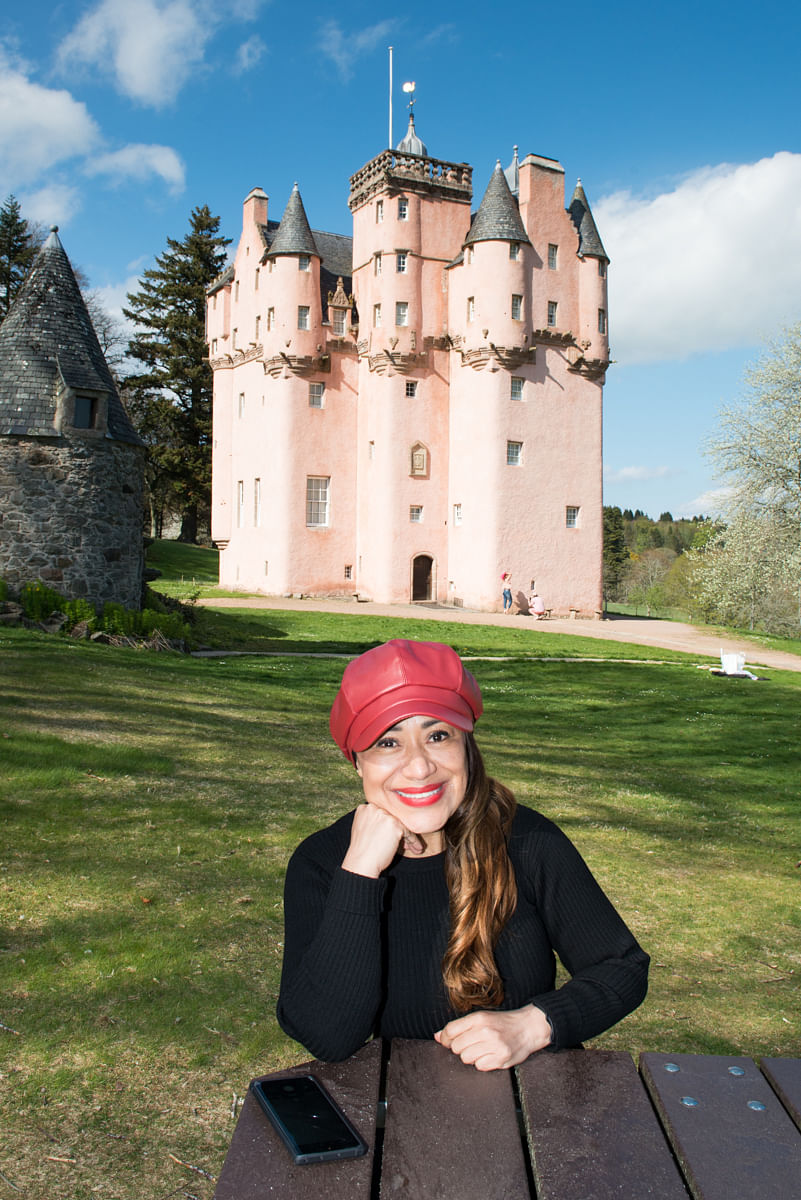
[0,228,145,610]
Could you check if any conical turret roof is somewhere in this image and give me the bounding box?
[396,113,428,157]
[464,161,530,248]
[0,228,140,442]
[266,184,319,259]
[568,181,608,260]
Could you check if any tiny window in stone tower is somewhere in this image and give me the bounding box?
[547,301,558,327]
[396,252,408,273]
[297,306,310,330]
[598,308,607,334]
[333,309,346,335]
[548,244,558,270]
[298,254,310,271]
[566,505,580,528]
[73,395,96,429]
[509,242,520,260]
[510,377,523,401]
[405,381,418,398]
[309,382,325,408]
[598,260,607,277]
[344,564,353,580]
[511,294,522,320]
[467,296,475,323]
[398,197,409,220]
[506,440,523,466]
[376,200,384,223]
[395,301,408,326]
[409,505,423,522]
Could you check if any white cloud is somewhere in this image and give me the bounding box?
[85,144,186,194]
[318,19,396,82]
[596,152,801,366]
[604,465,673,484]
[57,0,209,107]
[0,45,99,186]
[674,488,732,520]
[235,34,266,73]
[19,182,84,227]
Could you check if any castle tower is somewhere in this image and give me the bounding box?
[348,116,472,602]
[0,228,145,609]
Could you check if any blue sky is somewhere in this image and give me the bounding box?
[3,0,801,519]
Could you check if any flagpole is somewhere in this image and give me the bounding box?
[388,46,393,149]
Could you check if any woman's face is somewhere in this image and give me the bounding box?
[355,715,468,849]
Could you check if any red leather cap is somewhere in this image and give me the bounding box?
[330,639,483,760]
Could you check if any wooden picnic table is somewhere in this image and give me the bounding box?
[213,1040,801,1199]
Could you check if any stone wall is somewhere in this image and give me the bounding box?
[0,435,145,610]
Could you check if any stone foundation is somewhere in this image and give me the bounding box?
[0,435,145,610]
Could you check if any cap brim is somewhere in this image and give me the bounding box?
[349,693,475,755]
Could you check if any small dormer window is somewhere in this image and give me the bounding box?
[73,395,97,429]
[298,254,311,271]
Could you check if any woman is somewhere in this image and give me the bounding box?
[277,639,648,1070]
[501,572,513,613]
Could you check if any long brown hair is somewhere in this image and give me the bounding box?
[441,732,518,1012]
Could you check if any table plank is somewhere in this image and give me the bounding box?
[640,1051,801,1200]
[516,1049,688,1199]
[761,1057,801,1132]
[213,1039,382,1199]
[380,1038,530,1199]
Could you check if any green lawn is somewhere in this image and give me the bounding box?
[2,558,800,1197]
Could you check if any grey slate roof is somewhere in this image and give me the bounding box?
[464,161,530,248]
[0,228,141,443]
[265,184,320,259]
[568,181,608,261]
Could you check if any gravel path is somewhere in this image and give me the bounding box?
[196,595,801,673]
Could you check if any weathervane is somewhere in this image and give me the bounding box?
[402,80,417,114]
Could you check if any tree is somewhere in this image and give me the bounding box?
[700,324,801,632]
[602,506,629,601]
[124,205,230,542]
[0,195,39,320]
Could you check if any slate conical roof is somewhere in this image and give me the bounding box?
[464,161,530,248]
[265,184,319,259]
[396,113,428,157]
[0,228,140,442]
[568,180,608,261]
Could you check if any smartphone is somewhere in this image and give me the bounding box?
[249,1074,368,1165]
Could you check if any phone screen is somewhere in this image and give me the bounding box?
[250,1075,368,1164]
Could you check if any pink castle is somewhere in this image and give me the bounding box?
[207,117,609,615]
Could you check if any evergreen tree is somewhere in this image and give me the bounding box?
[602,505,629,601]
[124,206,230,542]
[0,195,39,320]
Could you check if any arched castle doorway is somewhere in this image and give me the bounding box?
[411,554,434,602]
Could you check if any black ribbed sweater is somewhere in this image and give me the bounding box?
[277,805,649,1061]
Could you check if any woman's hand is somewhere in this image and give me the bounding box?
[341,803,424,878]
[435,1004,552,1071]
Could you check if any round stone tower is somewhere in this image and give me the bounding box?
[0,228,145,610]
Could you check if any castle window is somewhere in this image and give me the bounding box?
[298,305,310,330]
[232,327,238,348]
[306,476,330,527]
[398,197,409,220]
[566,505,580,528]
[547,301,557,327]
[73,395,97,429]
[410,442,428,477]
[235,279,240,301]
[510,377,523,401]
[506,440,523,466]
[267,307,275,330]
[405,381,418,398]
[333,309,346,336]
[255,267,260,290]
[254,478,261,526]
[453,503,463,526]
[211,338,218,353]
[298,254,311,271]
[467,296,475,323]
[376,199,384,223]
[410,505,423,522]
[344,564,353,580]
[254,314,260,341]
[598,260,607,277]
[237,480,244,527]
[511,294,522,320]
[395,301,408,326]
[548,244,558,270]
[396,252,408,273]
[238,392,245,418]
[373,303,382,327]
[598,308,607,334]
[374,252,382,275]
[467,246,474,264]
[509,242,520,260]
[309,382,325,408]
